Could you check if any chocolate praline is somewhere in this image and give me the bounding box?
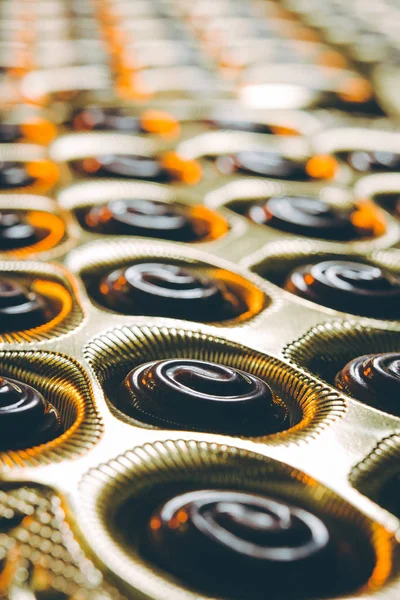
[0,277,49,332]
[247,197,371,240]
[215,150,310,180]
[72,154,171,182]
[0,211,38,249]
[0,162,35,189]
[98,263,243,322]
[142,488,370,599]
[0,376,62,449]
[119,359,289,435]
[338,150,400,173]
[82,199,209,241]
[335,353,400,416]
[284,260,400,318]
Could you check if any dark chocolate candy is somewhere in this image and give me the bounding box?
[83,199,208,241]
[0,162,35,189]
[98,263,242,321]
[0,211,38,250]
[215,150,310,180]
[206,119,276,134]
[145,489,333,598]
[72,154,171,182]
[0,277,48,332]
[284,260,400,318]
[72,106,141,133]
[338,150,400,173]
[0,376,62,449]
[120,359,289,435]
[247,197,371,240]
[335,353,400,416]
[379,473,400,518]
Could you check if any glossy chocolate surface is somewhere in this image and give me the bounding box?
[335,353,400,416]
[73,154,171,182]
[0,376,62,450]
[0,211,38,249]
[247,197,368,240]
[120,359,289,434]
[338,150,400,173]
[72,106,142,133]
[82,199,209,241]
[98,263,242,321]
[0,162,35,189]
[215,151,310,180]
[0,277,48,332]
[284,260,400,318]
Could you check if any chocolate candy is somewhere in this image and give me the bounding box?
[0,122,21,143]
[98,263,242,321]
[379,473,400,518]
[338,150,400,173]
[335,353,400,416]
[215,150,310,180]
[0,162,35,189]
[284,260,400,318]
[0,211,38,250]
[0,376,62,449]
[247,197,372,240]
[120,359,289,435]
[73,154,171,182]
[0,277,48,332]
[206,118,277,134]
[82,199,209,241]
[144,489,333,598]
[72,106,142,133]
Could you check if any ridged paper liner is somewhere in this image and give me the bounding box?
[56,179,234,248]
[0,481,124,598]
[204,178,398,251]
[0,194,78,260]
[0,350,102,468]
[78,439,396,600]
[242,238,400,324]
[0,260,85,343]
[350,434,400,516]
[83,324,346,444]
[65,238,274,327]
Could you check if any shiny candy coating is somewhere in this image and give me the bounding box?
[145,489,334,598]
[335,353,400,416]
[0,162,35,190]
[74,154,171,182]
[98,263,242,322]
[82,199,209,241]
[72,106,143,133]
[0,277,48,332]
[284,260,400,318]
[120,359,289,434]
[216,150,310,180]
[0,376,62,450]
[247,197,372,240]
[339,150,400,173]
[0,211,38,250]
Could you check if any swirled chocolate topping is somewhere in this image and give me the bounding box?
[335,353,400,416]
[120,359,288,435]
[284,260,400,318]
[215,150,310,180]
[0,211,38,249]
[0,122,21,143]
[98,263,242,321]
[338,150,400,173]
[0,162,35,189]
[72,154,171,182]
[0,277,48,331]
[0,376,62,449]
[247,197,372,240]
[83,199,209,241]
[144,489,333,598]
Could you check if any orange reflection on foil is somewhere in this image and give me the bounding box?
[306,155,338,180]
[351,200,386,237]
[23,160,59,193]
[4,211,65,258]
[140,110,180,139]
[21,118,57,145]
[161,152,202,185]
[190,205,229,241]
[339,78,372,103]
[150,517,162,531]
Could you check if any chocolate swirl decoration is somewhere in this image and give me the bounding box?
[247,196,372,241]
[144,489,333,598]
[0,277,49,332]
[98,263,242,322]
[0,376,62,450]
[0,211,38,250]
[284,260,400,318]
[82,199,209,241]
[120,359,289,435]
[335,353,400,416]
[0,162,35,190]
[72,154,171,183]
[338,150,400,173]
